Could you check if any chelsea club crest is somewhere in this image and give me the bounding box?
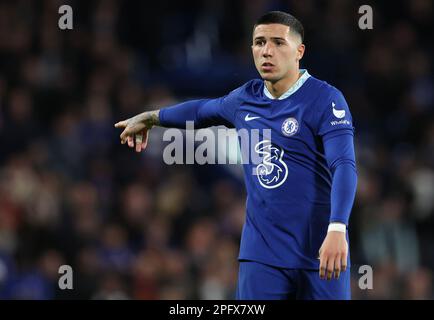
[281,117,299,137]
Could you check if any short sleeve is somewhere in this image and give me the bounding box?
[317,87,355,138]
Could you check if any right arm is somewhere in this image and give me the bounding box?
[159,98,234,129]
[114,97,233,152]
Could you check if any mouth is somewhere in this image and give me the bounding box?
[261,62,275,71]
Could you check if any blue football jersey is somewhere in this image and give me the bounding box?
[159,70,356,269]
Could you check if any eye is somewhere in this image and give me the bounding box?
[255,40,265,46]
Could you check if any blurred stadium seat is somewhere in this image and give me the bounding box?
[0,0,433,299]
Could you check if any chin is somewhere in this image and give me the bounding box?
[260,73,280,82]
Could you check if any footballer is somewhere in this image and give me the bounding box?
[115,11,357,300]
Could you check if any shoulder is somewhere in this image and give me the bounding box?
[225,79,263,100]
[309,76,344,99]
[309,76,354,135]
[216,80,263,120]
[307,76,348,112]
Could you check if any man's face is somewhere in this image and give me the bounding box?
[252,23,305,82]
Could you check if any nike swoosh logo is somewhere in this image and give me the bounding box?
[332,102,346,119]
[245,114,261,121]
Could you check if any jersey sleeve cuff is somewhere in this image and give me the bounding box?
[327,222,347,233]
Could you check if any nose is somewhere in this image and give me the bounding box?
[262,42,273,57]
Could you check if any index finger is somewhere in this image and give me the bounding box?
[114,120,127,128]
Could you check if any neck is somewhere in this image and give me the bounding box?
[265,69,302,99]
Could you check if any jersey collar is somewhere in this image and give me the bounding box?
[263,69,310,100]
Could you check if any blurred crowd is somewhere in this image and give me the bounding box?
[0,0,433,299]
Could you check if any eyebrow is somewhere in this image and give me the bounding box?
[254,36,287,41]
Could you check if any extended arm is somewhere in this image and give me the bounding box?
[114,97,233,152]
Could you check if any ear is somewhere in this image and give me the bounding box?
[296,44,305,61]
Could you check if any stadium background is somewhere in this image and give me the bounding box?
[0,0,433,299]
